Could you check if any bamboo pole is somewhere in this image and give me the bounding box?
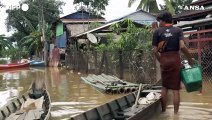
[131,84,142,111]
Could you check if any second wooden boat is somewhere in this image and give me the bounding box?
[30,60,45,67]
[0,82,51,120]
[70,89,161,120]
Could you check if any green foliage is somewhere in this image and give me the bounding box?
[89,22,102,29]
[128,0,160,13]
[170,0,193,14]
[96,19,152,53]
[94,19,154,81]
[5,0,64,59]
[0,34,14,52]
[128,0,193,14]
[2,47,28,62]
[19,31,42,54]
[6,0,64,42]
[161,0,175,14]
[0,60,7,64]
[73,0,108,15]
[18,24,51,56]
[161,0,193,14]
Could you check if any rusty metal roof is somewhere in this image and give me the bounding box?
[173,9,212,21]
[174,17,212,27]
[189,0,212,6]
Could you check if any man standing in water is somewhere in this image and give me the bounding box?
[152,11,193,114]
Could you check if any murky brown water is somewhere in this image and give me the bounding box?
[0,67,122,120]
[150,82,212,120]
[0,67,212,120]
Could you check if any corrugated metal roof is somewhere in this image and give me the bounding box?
[173,9,212,20]
[189,0,212,6]
[60,10,105,19]
[107,9,156,23]
[60,19,106,24]
[174,17,212,27]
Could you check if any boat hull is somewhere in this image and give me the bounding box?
[0,88,51,120]
[70,89,161,120]
[0,62,29,70]
[30,60,45,67]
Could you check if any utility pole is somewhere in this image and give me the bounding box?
[37,0,48,66]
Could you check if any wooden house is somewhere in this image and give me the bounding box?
[67,9,157,77]
[50,10,105,66]
[72,9,157,41]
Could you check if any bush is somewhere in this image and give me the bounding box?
[0,59,7,64]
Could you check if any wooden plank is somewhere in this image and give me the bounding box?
[5,113,20,120]
[33,109,44,119]
[24,110,36,120]
[13,101,21,110]
[17,112,26,120]
[142,90,161,93]
[0,112,3,120]
[22,96,44,110]
[124,105,146,117]
[7,103,16,113]
[1,107,10,117]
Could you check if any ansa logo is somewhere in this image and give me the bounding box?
[179,5,205,10]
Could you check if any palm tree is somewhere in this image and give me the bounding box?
[19,31,43,57]
[128,0,193,14]
[165,0,193,14]
[128,0,160,13]
[19,23,51,59]
[0,35,13,51]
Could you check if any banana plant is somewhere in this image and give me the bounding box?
[0,35,14,54]
[19,31,43,57]
[18,9,51,58]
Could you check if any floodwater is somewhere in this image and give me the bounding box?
[150,82,212,120]
[0,67,122,120]
[0,67,212,120]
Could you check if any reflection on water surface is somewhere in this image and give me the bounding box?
[0,67,212,120]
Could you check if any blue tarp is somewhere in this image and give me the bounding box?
[56,32,67,48]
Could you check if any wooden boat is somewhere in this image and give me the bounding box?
[0,82,51,120]
[30,60,45,67]
[0,62,29,70]
[70,89,161,120]
[81,74,150,94]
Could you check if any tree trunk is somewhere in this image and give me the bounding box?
[99,51,105,74]
[119,50,123,79]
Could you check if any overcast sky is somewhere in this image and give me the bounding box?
[0,0,164,36]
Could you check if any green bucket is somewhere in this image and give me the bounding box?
[180,60,202,92]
